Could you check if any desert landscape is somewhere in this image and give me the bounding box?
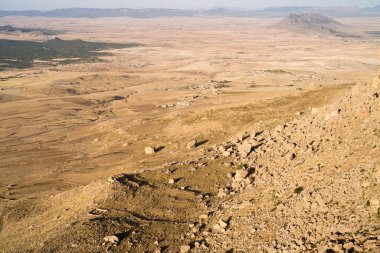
[0,6,379,253]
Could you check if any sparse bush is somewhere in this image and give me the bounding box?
[236,164,244,170]
[264,69,291,74]
[294,186,304,194]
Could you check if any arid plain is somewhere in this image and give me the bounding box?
[0,16,379,252]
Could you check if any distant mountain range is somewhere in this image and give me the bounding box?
[0,5,379,18]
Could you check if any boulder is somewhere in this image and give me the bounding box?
[145,147,156,154]
[103,235,119,244]
[180,245,191,253]
[187,140,197,149]
[234,170,249,182]
[238,143,252,157]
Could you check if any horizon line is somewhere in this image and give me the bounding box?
[0,4,376,12]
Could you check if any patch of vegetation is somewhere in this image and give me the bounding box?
[236,164,244,170]
[264,69,291,74]
[0,38,139,71]
[0,25,58,35]
[249,81,257,88]
[294,186,304,194]
[111,96,126,101]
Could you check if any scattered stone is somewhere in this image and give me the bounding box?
[71,243,78,248]
[238,143,252,157]
[103,235,119,244]
[217,188,227,198]
[199,214,209,220]
[343,242,354,250]
[234,170,249,183]
[219,219,228,229]
[287,153,296,161]
[180,245,191,253]
[168,178,175,184]
[145,147,156,154]
[187,140,198,149]
[222,151,231,157]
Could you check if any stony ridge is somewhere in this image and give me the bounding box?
[197,81,380,252]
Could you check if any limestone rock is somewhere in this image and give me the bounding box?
[187,140,198,149]
[234,170,248,182]
[180,245,191,253]
[103,235,119,244]
[145,147,156,154]
[238,143,252,157]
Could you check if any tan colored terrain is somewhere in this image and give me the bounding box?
[0,16,379,252]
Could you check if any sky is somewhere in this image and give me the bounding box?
[0,0,379,11]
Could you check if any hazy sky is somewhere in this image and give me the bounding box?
[0,0,379,11]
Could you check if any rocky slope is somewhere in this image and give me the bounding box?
[200,80,380,252]
[0,79,379,252]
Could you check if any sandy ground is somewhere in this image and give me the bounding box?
[0,16,379,252]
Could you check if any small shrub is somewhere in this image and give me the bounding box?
[294,186,304,194]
